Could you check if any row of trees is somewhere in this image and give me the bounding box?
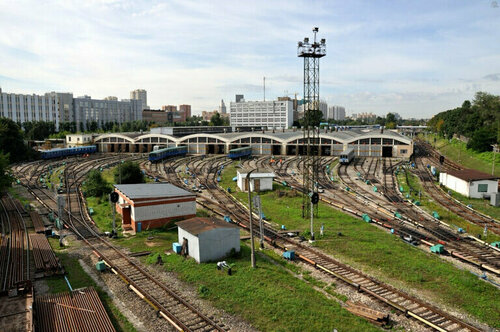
[293,111,415,128]
[428,92,500,152]
[83,161,145,198]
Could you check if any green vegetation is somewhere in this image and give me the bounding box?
[0,117,32,162]
[83,170,112,197]
[396,168,500,242]
[45,241,136,332]
[0,152,12,192]
[220,161,500,327]
[86,196,122,234]
[114,230,379,332]
[427,92,499,151]
[114,161,145,184]
[421,133,500,177]
[447,189,500,221]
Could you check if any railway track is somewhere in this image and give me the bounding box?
[16,155,227,332]
[142,156,484,332]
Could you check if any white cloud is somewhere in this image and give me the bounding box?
[0,0,499,118]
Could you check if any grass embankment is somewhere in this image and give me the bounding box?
[219,162,500,327]
[396,168,500,243]
[420,133,500,177]
[447,190,500,221]
[45,238,136,332]
[114,230,379,332]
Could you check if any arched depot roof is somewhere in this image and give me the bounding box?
[92,129,412,146]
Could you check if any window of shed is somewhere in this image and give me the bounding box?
[477,184,488,192]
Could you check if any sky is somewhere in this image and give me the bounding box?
[0,0,499,119]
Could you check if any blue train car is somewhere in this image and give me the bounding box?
[339,147,355,164]
[149,146,187,162]
[40,145,97,159]
[228,146,252,159]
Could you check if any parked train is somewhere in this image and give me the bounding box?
[40,145,97,159]
[149,146,188,162]
[228,146,252,159]
[339,147,355,164]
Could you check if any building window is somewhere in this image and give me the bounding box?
[401,149,407,154]
[477,184,488,192]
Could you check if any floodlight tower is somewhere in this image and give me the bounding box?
[298,27,326,241]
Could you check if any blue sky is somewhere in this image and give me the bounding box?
[0,0,499,118]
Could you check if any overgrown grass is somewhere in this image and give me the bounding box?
[114,230,379,331]
[447,190,500,221]
[45,242,136,332]
[86,196,122,234]
[219,161,500,328]
[420,133,500,177]
[396,168,500,242]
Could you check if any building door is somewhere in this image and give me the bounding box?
[254,179,260,192]
[244,178,248,191]
[382,146,393,157]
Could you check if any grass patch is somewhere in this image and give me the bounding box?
[45,243,136,332]
[86,196,122,234]
[114,229,378,331]
[220,161,500,328]
[420,133,500,177]
[397,168,500,242]
[447,190,500,221]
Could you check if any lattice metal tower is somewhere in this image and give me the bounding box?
[298,27,326,240]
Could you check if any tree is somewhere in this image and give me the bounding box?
[210,113,223,126]
[301,109,323,128]
[386,113,396,124]
[82,170,112,197]
[0,117,29,162]
[0,152,12,192]
[114,161,145,184]
[466,127,496,152]
[385,122,397,129]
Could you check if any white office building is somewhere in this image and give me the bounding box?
[328,106,346,121]
[74,96,142,130]
[0,88,75,130]
[230,97,293,129]
[130,89,149,110]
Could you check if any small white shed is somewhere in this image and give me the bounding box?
[237,169,275,192]
[176,217,240,263]
[439,169,499,199]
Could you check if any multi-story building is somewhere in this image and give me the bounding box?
[297,100,328,120]
[142,109,168,123]
[0,88,74,130]
[351,112,377,122]
[162,105,177,112]
[202,110,218,121]
[219,99,226,114]
[328,105,345,121]
[73,95,141,130]
[178,104,191,121]
[130,89,148,110]
[230,96,293,129]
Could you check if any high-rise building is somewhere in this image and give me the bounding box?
[229,98,293,129]
[297,100,328,120]
[130,89,148,110]
[179,104,191,121]
[219,99,226,114]
[328,105,346,121]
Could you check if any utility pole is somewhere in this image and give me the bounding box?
[253,195,264,249]
[492,144,498,176]
[246,170,256,268]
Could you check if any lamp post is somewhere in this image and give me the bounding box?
[492,144,498,176]
[246,169,256,268]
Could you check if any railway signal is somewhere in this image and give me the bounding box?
[109,192,119,237]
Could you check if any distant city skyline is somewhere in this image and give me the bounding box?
[1,1,499,119]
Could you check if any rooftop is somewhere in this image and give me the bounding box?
[446,168,499,182]
[114,183,194,200]
[176,217,239,236]
[237,169,275,177]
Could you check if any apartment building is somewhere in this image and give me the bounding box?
[230,95,293,129]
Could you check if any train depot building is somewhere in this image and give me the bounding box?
[176,217,240,263]
[91,127,413,158]
[439,169,499,199]
[236,169,275,192]
[113,183,196,232]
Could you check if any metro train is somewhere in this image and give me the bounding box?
[339,147,355,164]
[40,145,97,159]
[148,146,188,162]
